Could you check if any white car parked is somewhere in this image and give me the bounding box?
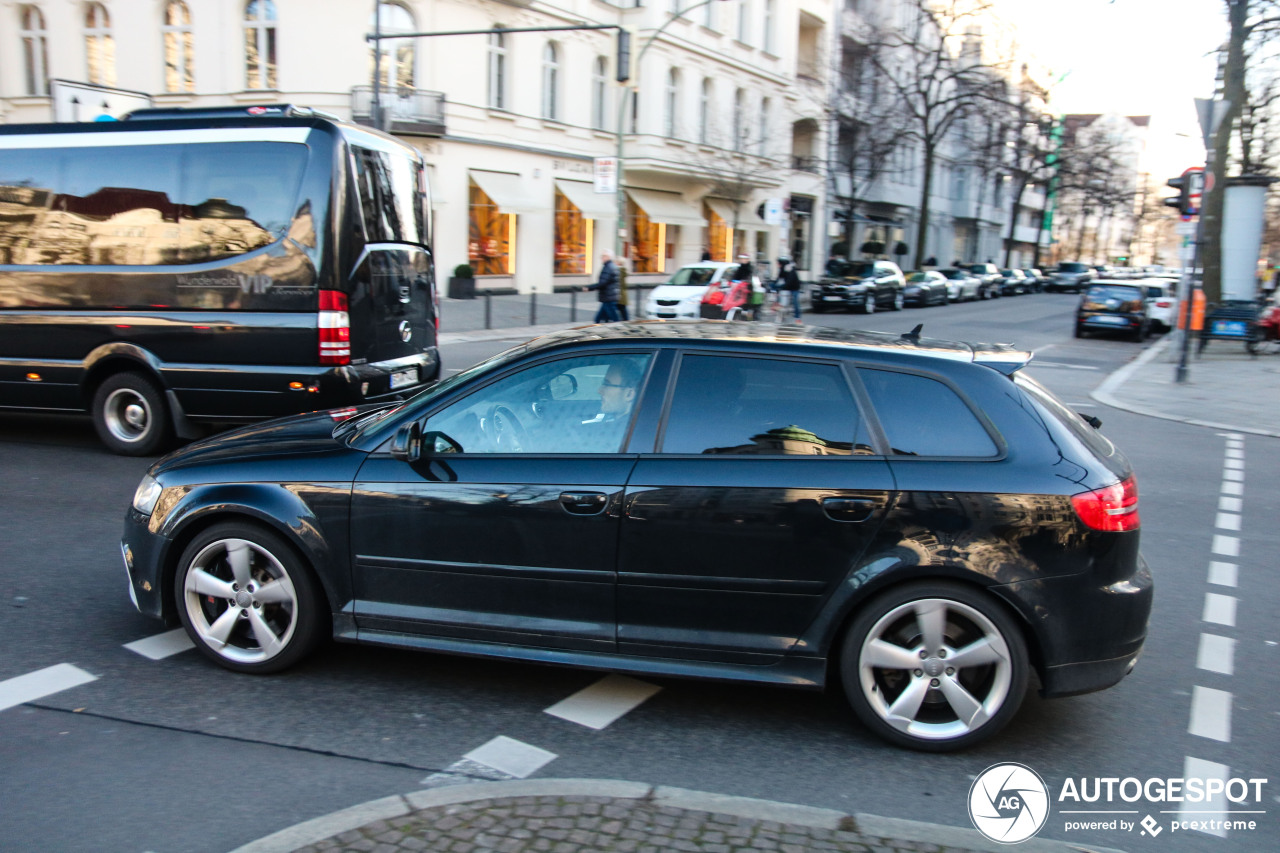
[644,262,739,321]
[1139,279,1180,332]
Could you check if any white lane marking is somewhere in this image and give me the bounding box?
[0,664,97,713]
[544,674,663,730]
[1180,757,1232,836]
[1225,448,1244,459]
[123,629,194,660]
[1221,481,1244,496]
[1196,634,1236,675]
[1208,561,1238,587]
[1188,686,1232,742]
[1218,496,1242,512]
[1203,593,1238,627]
[1211,535,1240,557]
[1223,469,1244,482]
[1214,512,1241,531]
[1224,458,1244,470]
[462,736,557,779]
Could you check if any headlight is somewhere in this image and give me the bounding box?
[132,474,163,516]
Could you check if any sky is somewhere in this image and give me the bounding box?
[996,0,1230,179]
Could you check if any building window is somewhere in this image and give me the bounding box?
[699,78,711,144]
[542,42,560,121]
[19,5,49,96]
[759,97,770,156]
[703,202,729,261]
[84,3,115,87]
[243,0,277,90]
[163,0,194,93]
[555,189,589,274]
[487,33,506,110]
[703,1,716,29]
[592,57,607,130]
[370,2,415,90]
[664,68,680,139]
[737,0,749,43]
[628,199,663,274]
[469,181,511,275]
[763,0,776,53]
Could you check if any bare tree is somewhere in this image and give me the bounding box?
[1051,123,1136,262]
[687,120,786,255]
[860,0,1012,267]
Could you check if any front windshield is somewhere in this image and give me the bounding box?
[668,267,717,286]
[1059,262,1087,272]
[835,261,874,277]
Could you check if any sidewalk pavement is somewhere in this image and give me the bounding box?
[231,778,1126,853]
[235,315,1275,853]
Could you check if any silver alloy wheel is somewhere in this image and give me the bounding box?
[182,537,299,665]
[893,292,905,310]
[102,387,152,444]
[857,597,1013,742]
[863,295,876,314]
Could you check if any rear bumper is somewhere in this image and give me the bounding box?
[994,553,1153,698]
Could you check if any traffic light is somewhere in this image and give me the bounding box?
[1164,176,1190,214]
[1164,168,1204,216]
[615,28,632,83]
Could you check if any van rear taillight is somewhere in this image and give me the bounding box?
[318,290,350,366]
[1072,476,1140,532]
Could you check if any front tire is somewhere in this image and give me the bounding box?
[92,372,173,456]
[839,581,1029,751]
[892,291,905,311]
[861,296,876,315]
[175,522,328,674]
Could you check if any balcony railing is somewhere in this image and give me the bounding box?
[350,85,446,136]
[792,155,822,174]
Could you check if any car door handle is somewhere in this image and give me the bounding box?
[821,497,877,522]
[559,491,608,516]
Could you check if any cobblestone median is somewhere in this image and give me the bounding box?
[295,794,988,853]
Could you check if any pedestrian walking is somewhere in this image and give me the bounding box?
[584,251,621,323]
[700,247,712,261]
[776,255,803,322]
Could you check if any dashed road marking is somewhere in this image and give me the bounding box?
[1214,512,1241,531]
[1222,481,1244,496]
[1223,469,1244,482]
[1225,448,1244,459]
[544,674,662,730]
[1180,757,1231,836]
[1218,496,1242,513]
[124,628,194,660]
[1211,535,1240,557]
[1196,634,1236,675]
[1203,593,1238,627]
[0,663,97,713]
[463,735,558,778]
[1208,561,1238,588]
[1224,458,1245,470]
[1189,686,1232,742]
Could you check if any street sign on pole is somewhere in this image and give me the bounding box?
[593,157,618,194]
[1194,98,1231,148]
[763,198,784,226]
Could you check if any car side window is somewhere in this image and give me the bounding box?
[660,354,870,455]
[422,353,652,454]
[859,368,997,457]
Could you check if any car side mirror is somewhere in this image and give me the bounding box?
[390,422,423,462]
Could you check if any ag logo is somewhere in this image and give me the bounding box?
[968,763,1050,844]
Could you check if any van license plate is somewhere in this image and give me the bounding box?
[389,368,418,390]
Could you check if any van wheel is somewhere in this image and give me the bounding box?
[92,372,173,456]
[840,581,1029,751]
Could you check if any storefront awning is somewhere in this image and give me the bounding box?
[469,170,542,215]
[626,188,706,229]
[555,180,616,220]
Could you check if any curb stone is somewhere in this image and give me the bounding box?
[229,778,1128,853]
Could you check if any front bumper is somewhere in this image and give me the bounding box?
[812,288,869,308]
[994,553,1153,698]
[121,508,172,623]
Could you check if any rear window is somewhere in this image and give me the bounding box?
[859,369,997,457]
[1084,284,1143,304]
[1058,262,1088,273]
[1014,373,1115,459]
[351,146,426,245]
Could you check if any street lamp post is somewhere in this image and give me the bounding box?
[613,0,725,262]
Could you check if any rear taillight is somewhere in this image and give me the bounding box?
[318,290,350,366]
[1155,300,1172,308]
[1072,475,1140,532]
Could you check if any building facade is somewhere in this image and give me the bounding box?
[0,0,833,291]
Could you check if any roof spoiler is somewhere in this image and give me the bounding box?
[123,104,340,121]
[970,343,1033,375]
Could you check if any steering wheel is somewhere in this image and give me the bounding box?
[482,405,528,452]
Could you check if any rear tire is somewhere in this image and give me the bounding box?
[839,581,1029,751]
[92,372,173,456]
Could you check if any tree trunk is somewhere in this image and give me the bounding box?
[1202,0,1249,305]
[1003,178,1028,268]
[915,147,934,269]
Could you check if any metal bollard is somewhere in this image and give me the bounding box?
[570,289,577,322]
[530,290,537,326]
[484,292,492,330]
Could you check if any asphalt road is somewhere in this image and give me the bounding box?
[1,292,1275,853]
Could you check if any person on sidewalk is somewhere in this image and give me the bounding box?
[776,255,803,322]
[584,251,621,323]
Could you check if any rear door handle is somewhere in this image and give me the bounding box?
[559,491,608,516]
[821,497,877,522]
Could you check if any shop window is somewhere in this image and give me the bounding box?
[554,189,588,274]
[703,203,729,261]
[469,181,511,275]
[628,200,663,274]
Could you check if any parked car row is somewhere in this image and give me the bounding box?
[1074,278,1181,341]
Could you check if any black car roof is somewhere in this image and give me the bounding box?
[520,321,1032,375]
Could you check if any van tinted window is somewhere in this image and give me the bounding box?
[351,146,425,245]
[0,142,306,266]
